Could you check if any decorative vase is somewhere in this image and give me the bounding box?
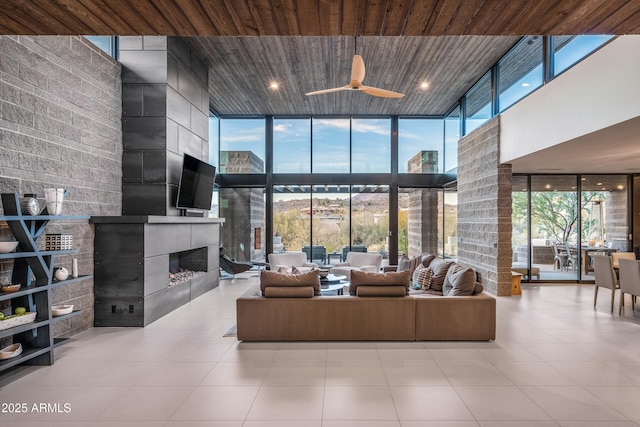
[44,188,66,215]
[55,267,69,281]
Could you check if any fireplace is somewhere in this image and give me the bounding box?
[92,216,223,326]
[169,248,207,287]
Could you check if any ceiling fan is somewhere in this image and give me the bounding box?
[305,54,405,98]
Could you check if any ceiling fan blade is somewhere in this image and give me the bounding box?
[351,54,365,83]
[305,86,350,96]
[361,85,405,98]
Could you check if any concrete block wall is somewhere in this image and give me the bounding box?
[457,117,513,296]
[120,36,209,216]
[0,36,122,336]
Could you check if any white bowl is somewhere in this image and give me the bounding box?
[0,242,18,253]
[51,305,73,316]
[0,343,22,360]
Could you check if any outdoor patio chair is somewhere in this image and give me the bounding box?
[552,242,568,271]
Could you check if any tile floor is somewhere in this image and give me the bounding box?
[2,274,640,426]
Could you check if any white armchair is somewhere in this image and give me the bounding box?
[330,252,383,279]
[268,252,318,273]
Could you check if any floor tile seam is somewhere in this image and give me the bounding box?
[454,383,557,422]
[581,384,638,422]
[519,383,630,423]
[488,358,580,386]
[245,357,276,425]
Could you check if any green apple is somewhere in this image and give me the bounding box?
[0,312,4,320]
[14,307,26,315]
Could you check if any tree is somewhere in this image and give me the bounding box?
[513,191,604,243]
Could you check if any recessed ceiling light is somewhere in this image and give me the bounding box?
[597,182,603,186]
[269,82,279,90]
[420,81,429,89]
[522,82,530,87]
[601,187,607,190]
[581,177,586,180]
[545,184,551,189]
[617,185,625,190]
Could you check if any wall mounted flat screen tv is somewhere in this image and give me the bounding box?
[176,153,216,211]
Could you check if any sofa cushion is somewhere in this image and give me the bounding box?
[443,265,477,296]
[398,255,410,272]
[260,269,321,296]
[427,258,454,292]
[264,286,315,298]
[349,270,411,296]
[421,254,436,267]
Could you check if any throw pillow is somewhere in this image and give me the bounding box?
[349,270,411,296]
[277,266,291,274]
[411,264,426,288]
[412,264,434,290]
[260,269,321,296]
[291,266,302,274]
[443,265,476,296]
[442,263,465,295]
[427,258,454,292]
[473,282,484,295]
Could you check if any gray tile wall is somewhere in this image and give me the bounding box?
[457,117,513,296]
[0,36,122,336]
[120,36,209,216]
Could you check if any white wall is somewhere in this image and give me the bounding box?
[500,36,640,163]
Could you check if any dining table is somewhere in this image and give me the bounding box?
[581,246,617,275]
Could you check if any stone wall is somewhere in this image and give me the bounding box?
[606,190,630,251]
[457,117,512,296]
[0,36,122,336]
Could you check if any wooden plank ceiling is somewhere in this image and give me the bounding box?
[1,0,639,36]
[192,36,519,115]
[0,1,636,116]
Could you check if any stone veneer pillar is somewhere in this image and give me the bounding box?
[457,117,513,296]
[406,151,439,257]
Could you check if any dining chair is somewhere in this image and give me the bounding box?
[593,255,619,313]
[611,251,636,269]
[618,258,640,315]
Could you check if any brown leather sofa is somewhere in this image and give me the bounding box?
[236,290,496,341]
[236,263,496,341]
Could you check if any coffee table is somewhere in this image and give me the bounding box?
[320,274,347,295]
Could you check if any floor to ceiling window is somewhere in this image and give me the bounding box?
[219,187,265,262]
[580,175,630,280]
[512,174,630,282]
[530,175,579,281]
[272,186,311,254]
[398,118,444,173]
[351,185,389,259]
[444,107,460,174]
[399,187,441,258]
[352,118,391,173]
[443,187,458,259]
[310,186,350,261]
[312,118,350,173]
[219,118,265,173]
[273,118,311,173]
